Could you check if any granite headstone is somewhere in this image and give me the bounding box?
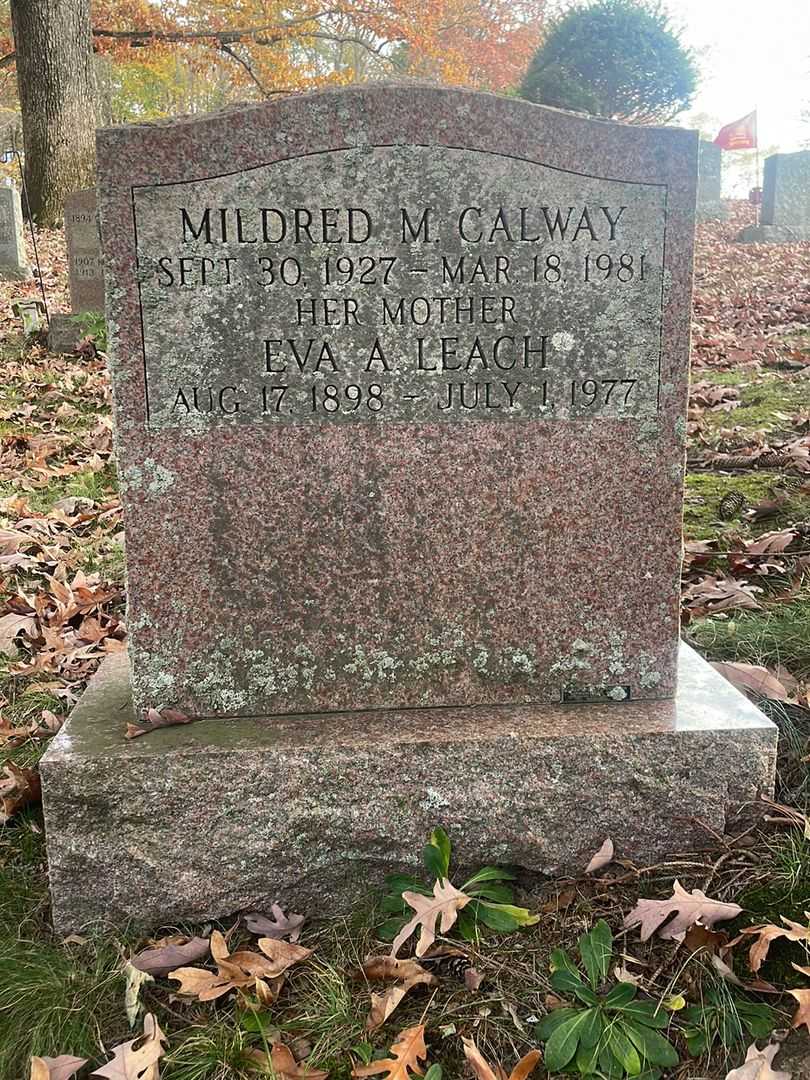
[41,86,777,931]
[64,188,104,312]
[697,140,724,221]
[0,181,31,281]
[761,150,810,239]
[49,189,105,353]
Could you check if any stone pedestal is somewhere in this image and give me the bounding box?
[736,224,806,244]
[41,642,777,933]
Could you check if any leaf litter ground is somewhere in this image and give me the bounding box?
[0,203,808,1079]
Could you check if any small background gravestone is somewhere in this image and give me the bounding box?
[0,180,31,281]
[761,150,810,238]
[49,188,104,353]
[697,140,724,221]
[738,150,810,243]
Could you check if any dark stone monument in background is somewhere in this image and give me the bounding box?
[40,86,777,931]
[738,150,810,243]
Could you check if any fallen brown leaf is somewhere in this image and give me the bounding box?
[244,903,305,942]
[352,1025,428,1079]
[30,1056,88,1080]
[711,662,790,702]
[131,935,211,978]
[734,916,810,972]
[462,1036,542,1080]
[391,879,471,957]
[724,1041,792,1080]
[256,937,313,975]
[788,987,810,1034]
[358,955,438,1032]
[90,1012,167,1079]
[126,707,195,740]
[585,837,614,873]
[169,930,296,1002]
[624,880,742,941]
[0,760,41,820]
[250,1042,329,1078]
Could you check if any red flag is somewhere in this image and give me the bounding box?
[714,111,757,151]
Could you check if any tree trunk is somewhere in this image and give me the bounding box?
[10,0,96,226]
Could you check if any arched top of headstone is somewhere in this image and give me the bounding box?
[97,82,697,198]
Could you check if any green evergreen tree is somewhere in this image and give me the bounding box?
[519,0,698,124]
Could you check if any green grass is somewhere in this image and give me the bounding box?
[683,471,810,541]
[698,368,810,439]
[0,934,126,1074]
[165,1022,260,1080]
[687,602,810,681]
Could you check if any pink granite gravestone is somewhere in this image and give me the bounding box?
[41,86,776,931]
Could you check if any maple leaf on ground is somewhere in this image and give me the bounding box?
[125,707,195,740]
[711,662,791,702]
[30,1056,88,1080]
[724,1041,792,1080]
[91,1012,167,1079]
[391,879,471,957]
[359,955,437,1032]
[249,1042,329,1079]
[462,1036,542,1080]
[131,935,210,977]
[244,903,305,941]
[733,915,810,972]
[624,880,742,941]
[352,1025,428,1079]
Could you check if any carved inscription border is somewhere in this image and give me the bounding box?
[129,144,669,430]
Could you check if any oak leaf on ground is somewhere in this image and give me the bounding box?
[256,937,313,975]
[623,880,742,941]
[391,879,471,957]
[0,760,41,821]
[169,930,304,1003]
[249,1042,329,1078]
[359,955,437,1032]
[711,663,791,702]
[131,935,211,977]
[244,903,305,942]
[30,1056,88,1080]
[724,1041,792,1080]
[352,1025,428,1079]
[90,1012,167,1079]
[788,984,810,1034]
[734,915,810,972]
[125,707,195,740]
[584,837,614,874]
[462,1036,542,1080]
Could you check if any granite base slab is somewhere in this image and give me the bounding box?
[41,643,777,933]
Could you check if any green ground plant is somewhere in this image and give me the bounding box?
[536,921,679,1079]
[378,827,538,942]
